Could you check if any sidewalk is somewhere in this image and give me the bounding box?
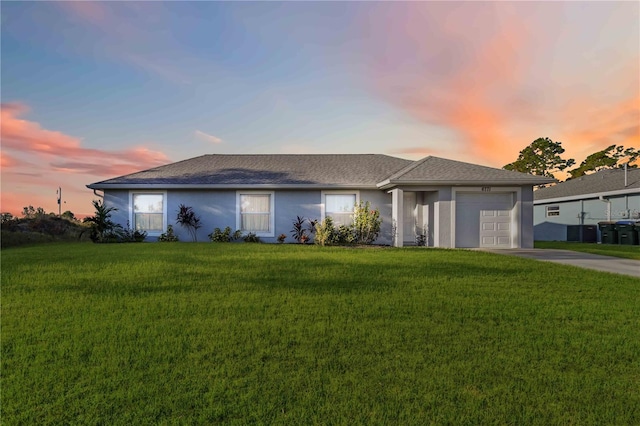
[480,249,640,278]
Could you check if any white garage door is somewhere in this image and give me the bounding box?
[455,193,514,248]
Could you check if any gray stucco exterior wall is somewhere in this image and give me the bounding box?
[520,187,535,248]
[437,188,453,248]
[102,188,394,244]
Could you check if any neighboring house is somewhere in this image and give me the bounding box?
[534,167,640,241]
[87,154,553,248]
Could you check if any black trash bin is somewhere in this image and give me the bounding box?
[634,222,640,246]
[598,222,618,244]
[567,225,598,243]
[616,221,639,245]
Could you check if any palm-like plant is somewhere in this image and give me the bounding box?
[176,204,202,242]
[83,200,121,243]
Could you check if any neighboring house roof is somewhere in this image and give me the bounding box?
[376,156,555,188]
[534,167,640,203]
[87,154,413,189]
[87,153,553,190]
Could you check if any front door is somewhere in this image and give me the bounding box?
[403,192,416,244]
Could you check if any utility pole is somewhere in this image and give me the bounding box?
[57,187,62,216]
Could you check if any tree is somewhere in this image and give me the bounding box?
[1,213,14,223]
[176,204,202,242]
[61,210,77,221]
[83,200,121,243]
[568,145,639,178]
[503,137,575,179]
[21,205,47,219]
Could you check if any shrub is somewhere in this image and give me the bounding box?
[291,216,307,243]
[176,205,202,242]
[314,217,335,246]
[243,232,260,243]
[353,201,381,244]
[277,233,287,244]
[121,221,148,243]
[159,225,179,242]
[334,224,356,245]
[208,227,242,243]
[290,216,318,244]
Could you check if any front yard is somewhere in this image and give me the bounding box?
[3,243,639,424]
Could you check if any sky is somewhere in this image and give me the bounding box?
[1,1,638,217]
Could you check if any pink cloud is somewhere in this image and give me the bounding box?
[1,102,169,173]
[1,102,171,216]
[359,3,639,168]
[194,130,223,144]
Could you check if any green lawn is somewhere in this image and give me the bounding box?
[535,241,640,260]
[3,243,640,425]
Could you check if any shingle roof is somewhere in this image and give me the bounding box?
[534,167,640,201]
[87,153,554,189]
[87,154,413,188]
[377,156,555,188]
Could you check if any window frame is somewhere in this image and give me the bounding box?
[129,191,167,237]
[236,191,275,237]
[321,190,360,226]
[546,205,560,217]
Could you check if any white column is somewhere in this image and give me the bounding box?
[391,188,404,247]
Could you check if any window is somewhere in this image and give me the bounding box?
[546,206,560,217]
[132,193,165,234]
[237,192,274,236]
[323,192,358,226]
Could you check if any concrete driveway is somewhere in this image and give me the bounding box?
[480,249,640,278]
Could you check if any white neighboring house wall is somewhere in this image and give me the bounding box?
[533,190,640,241]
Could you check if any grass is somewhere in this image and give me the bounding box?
[535,241,640,260]
[3,243,640,425]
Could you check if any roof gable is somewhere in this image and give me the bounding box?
[377,156,555,188]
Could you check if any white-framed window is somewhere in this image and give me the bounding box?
[546,206,560,217]
[131,192,167,235]
[322,191,359,226]
[237,191,275,236]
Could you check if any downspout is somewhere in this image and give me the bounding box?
[599,196,611,222]
[92,189,104,198]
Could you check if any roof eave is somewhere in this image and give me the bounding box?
[86,183,381,190]
[377,179,555,190]
[534,187,640,204]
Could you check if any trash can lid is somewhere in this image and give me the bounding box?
[616,220,636,225]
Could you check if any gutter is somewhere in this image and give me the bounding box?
[376,179,555,190]
[86,183,380,190]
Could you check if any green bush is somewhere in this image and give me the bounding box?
[159,225,179,242]
[353,201,381,244]
[314,202,382,246]
[243,232,261,243]
[208,226,243,242]
[314,217,335,246]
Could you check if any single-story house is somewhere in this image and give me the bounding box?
[87,154,553,247]
[534,167,640,242]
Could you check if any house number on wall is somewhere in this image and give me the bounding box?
[482,187,491,192]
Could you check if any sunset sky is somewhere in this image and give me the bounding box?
[1,1,638,217]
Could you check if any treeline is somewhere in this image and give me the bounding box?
[1,206,89,248]
[503,138,638,181]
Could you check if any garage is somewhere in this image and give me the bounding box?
[455,192,514,248]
